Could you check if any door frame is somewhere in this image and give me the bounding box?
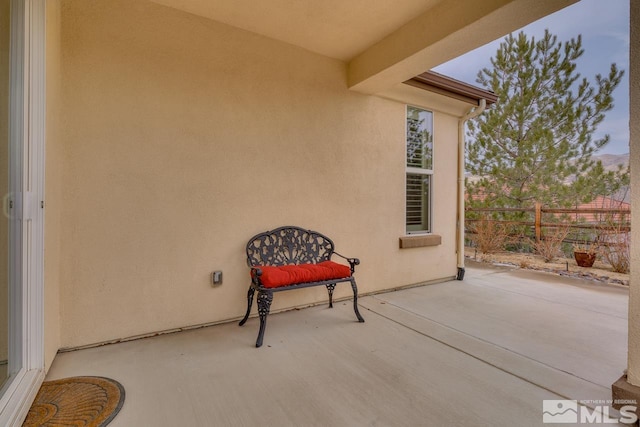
[0,0,46,425]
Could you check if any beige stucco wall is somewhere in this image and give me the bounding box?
[55,0,469,349]
[627,0,640,386]
[45,0,62,371]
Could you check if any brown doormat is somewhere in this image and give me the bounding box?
[23,376,125,427]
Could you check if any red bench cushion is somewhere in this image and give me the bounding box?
[253,261,351,288]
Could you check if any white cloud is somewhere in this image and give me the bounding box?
[434,0,630,155]
[595,116,630,154]
[434,0,630,82]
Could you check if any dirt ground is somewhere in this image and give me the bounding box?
[464,247,629,286]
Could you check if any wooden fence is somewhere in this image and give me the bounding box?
[466,203,630,245]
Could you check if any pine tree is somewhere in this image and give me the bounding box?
[467,30,626,210]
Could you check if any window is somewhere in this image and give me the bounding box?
[406,106,433,234]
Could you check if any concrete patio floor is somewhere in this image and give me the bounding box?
[45,262,629,426]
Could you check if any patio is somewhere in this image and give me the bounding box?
[44,262,628,426]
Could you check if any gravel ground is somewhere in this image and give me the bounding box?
[464,247,629,286]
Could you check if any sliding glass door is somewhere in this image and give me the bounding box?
[0,0,12,391]
[0,1,45,425]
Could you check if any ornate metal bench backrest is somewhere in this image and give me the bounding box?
[246,226,335,267]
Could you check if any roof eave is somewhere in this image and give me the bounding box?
[404,70,498,106]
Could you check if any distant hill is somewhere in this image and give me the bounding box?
[592,153,629,172]
[592,153,630,202]
[466,153,629,181]
[466,152,630,202]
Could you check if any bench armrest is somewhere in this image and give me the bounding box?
[250,267,263,285]
[333,252,360,274]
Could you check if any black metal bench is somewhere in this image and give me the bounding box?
[239,226,365,347]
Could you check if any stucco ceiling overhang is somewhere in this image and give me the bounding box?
[147,0,577,94]
[148,0,442,62]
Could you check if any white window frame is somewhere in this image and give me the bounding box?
[405,105,434,234]
[0,1,46,425]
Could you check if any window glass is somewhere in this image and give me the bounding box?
[406,106,433,171]
[406,106,433,233]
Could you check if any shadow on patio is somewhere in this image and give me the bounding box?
[45,262,627,426]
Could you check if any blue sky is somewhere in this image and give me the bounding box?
[433,0,630,155]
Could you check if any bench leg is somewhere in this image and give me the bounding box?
[326,283,336,308]
[350,278,365,323]
[238,287,255,326]
[256,290,273,348]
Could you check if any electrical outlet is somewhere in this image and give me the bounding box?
[212,270,223,285]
